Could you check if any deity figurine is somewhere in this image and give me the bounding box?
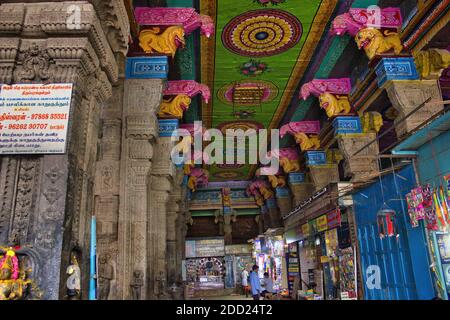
[66,254,81,299]
[130,270,143,300]
[0,247,31,300]
[98,254,114,300]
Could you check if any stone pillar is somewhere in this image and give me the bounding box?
[333,117,379,182]
[117,57,168,299]
[275,187,292,216]
[147,119,177,299]
[287,173,313,206]
[375,57,444,137]
[266,198,282,228]
[0,1,129,299]
[306,151,340,191]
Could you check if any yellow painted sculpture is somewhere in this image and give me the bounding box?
[0,248,32,300]
[259,186,274,200]
[138,26,185,58]
[361,112,384,133]
[279,158,300,174]
[158,94,191,119]
[254,193,264,207]
[355,28,403,60]
[414,49,450,79]
[326,149,343,164]
[268,175,286,189]
[294,133,321,151]
[319,93,352,118]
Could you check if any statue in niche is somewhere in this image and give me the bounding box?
[0,247,33,300]
[98,254,114,300]
[157,271,169,299]
[66,253,81,300]
[130,270,143,300]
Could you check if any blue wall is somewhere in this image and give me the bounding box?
[352,165,435,300]
[417,130,450,186]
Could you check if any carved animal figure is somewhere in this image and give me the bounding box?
[187,168,209,192]
[199,15,215,38]
[361,112,384,133]
[158,95,191,119]
[414,49,450,79]
[268,175,286,189]
[139,26,185,58]
[294,133,321,151]
[355,28,403,60]
[319,93,352,118]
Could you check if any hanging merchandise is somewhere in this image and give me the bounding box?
[377,209,397,238]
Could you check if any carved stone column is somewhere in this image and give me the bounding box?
[147,120,176,299]
[117,57,168,299]
[266,198,282,228]
[275,187,292,216]
[306,151,340,191]
[376,57,444,137]
[287,173,313,206]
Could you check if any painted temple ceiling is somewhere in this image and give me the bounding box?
[199,0,338,181]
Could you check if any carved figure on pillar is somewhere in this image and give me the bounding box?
[414,49,450,80]
[280,121,321,152]
[98,254,114,300]
[130,270,143,300]
[301,78,353,118]
[186,168,209,192]
[164,80,211,104]
[331,8,404,61]
[361,112,383,133]
[66,253,81,300]
[269,148,301,174]
[138,26,185,57]
[158,94,192,119]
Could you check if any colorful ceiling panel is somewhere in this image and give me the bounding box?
[200,0,338,181]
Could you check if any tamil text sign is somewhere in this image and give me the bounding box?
[0,83,72,154]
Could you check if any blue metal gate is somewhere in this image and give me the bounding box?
[352,165,434,300]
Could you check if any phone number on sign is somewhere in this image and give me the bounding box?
[31,113,68,120]
[7,123,50,130]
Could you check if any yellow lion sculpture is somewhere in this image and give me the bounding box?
[268,175,286,189]
[158,94,191,119]
[139,26,185,58]
[279,158,300,174]
[294,133,321,151]
[355,28,403,61]
[361,112,384,133]
[319,93,352,118]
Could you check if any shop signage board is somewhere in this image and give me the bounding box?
[186,238,225,258]
[301,223,310,238]
[316,215,328,232]
[327,208,341,229]
[0,83,72,154]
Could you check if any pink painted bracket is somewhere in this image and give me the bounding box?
[280,121,321,138]
[134,7,215,38]
[300,78,352,100]
[269,147,300,161]
[164,80,211,103]
[331,7,403,36]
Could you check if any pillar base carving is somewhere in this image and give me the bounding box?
[385,79,444,137]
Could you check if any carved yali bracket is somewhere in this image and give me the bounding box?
[134,7,215,38]
[300,78,352,118]
[331,8,404,61]
[331,7,403,36]
[300,78,352,100]
[163,80,211,103]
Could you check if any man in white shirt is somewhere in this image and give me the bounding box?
[241,268,249,297]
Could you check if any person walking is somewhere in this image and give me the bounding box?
[241,267,249,297]
[249,264,261,300]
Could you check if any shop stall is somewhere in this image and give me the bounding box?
[185,238,226,290]
[252,235,285,292]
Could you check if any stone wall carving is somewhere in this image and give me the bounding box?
[0,1,126,300]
